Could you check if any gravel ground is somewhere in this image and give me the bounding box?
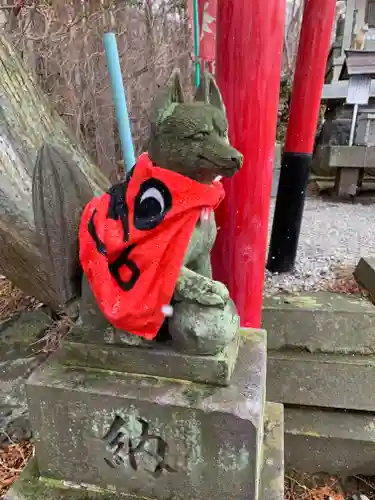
[264,197,375,294]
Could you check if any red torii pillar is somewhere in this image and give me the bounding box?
[267,0,336,273]
[199,0,217,73]
[211,0,286,328]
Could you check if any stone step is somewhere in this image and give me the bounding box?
[284,406,375,476]
[263,290,375,477]
[260,402,284,500]
[262,292,375,355]
[267,349,375,411]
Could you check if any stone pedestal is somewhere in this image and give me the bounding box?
[60,324,240,386]
[7,328,284,500]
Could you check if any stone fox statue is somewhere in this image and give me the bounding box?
[352,23,369,50]
[33,70,243,355]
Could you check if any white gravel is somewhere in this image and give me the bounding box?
[264,197,375,294]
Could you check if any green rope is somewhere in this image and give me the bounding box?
[193,0,200,88]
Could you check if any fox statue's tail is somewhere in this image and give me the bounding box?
[32,142,97,314]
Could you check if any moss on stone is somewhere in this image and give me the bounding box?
[8,458,151,499]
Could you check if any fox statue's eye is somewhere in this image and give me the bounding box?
[134,178,172,230]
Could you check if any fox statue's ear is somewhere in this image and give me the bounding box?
[195,71,226,115]
[151,69,184,127]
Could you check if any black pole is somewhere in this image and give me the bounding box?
[266,152,311,273]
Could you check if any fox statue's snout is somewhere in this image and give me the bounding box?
[201,139,243,177]
[149,70,243,183]
[227,150,243,174]
[195,138,243,180]
[229,152,243,174]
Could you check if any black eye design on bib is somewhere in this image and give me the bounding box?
[134,178,172,230]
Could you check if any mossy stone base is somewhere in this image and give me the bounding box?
[8,402,283,500]
[24,330,266,500]
[5,458,135,499]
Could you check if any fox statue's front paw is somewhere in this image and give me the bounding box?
[174,267,229,308]
[169,298,239,355]
[196,278,229,307]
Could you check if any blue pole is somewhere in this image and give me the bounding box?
[193,0,200,88]
[104,32,135,173]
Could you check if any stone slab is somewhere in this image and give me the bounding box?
[322,80,375,102]
[59,326,244,387]
[284,406,375,476]
[328,146,366,168]
[267,349,375,411]
[315,178,375,193]
[26,330,266,500]
[354,256,375,297]
[260,403,284,500]
[324,146,375,169]
[262,292,375,355]
[0,310,52,444]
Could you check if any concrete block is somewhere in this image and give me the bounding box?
[267,349,375,411]
[335,167,360,196]
[260,403,284,500]
[60,326,242,387]
[262,292,375,355]
[26,330,266,500]
[354,256,375,297]
[284,406,375,476]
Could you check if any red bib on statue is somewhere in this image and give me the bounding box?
[79,153,224,340]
